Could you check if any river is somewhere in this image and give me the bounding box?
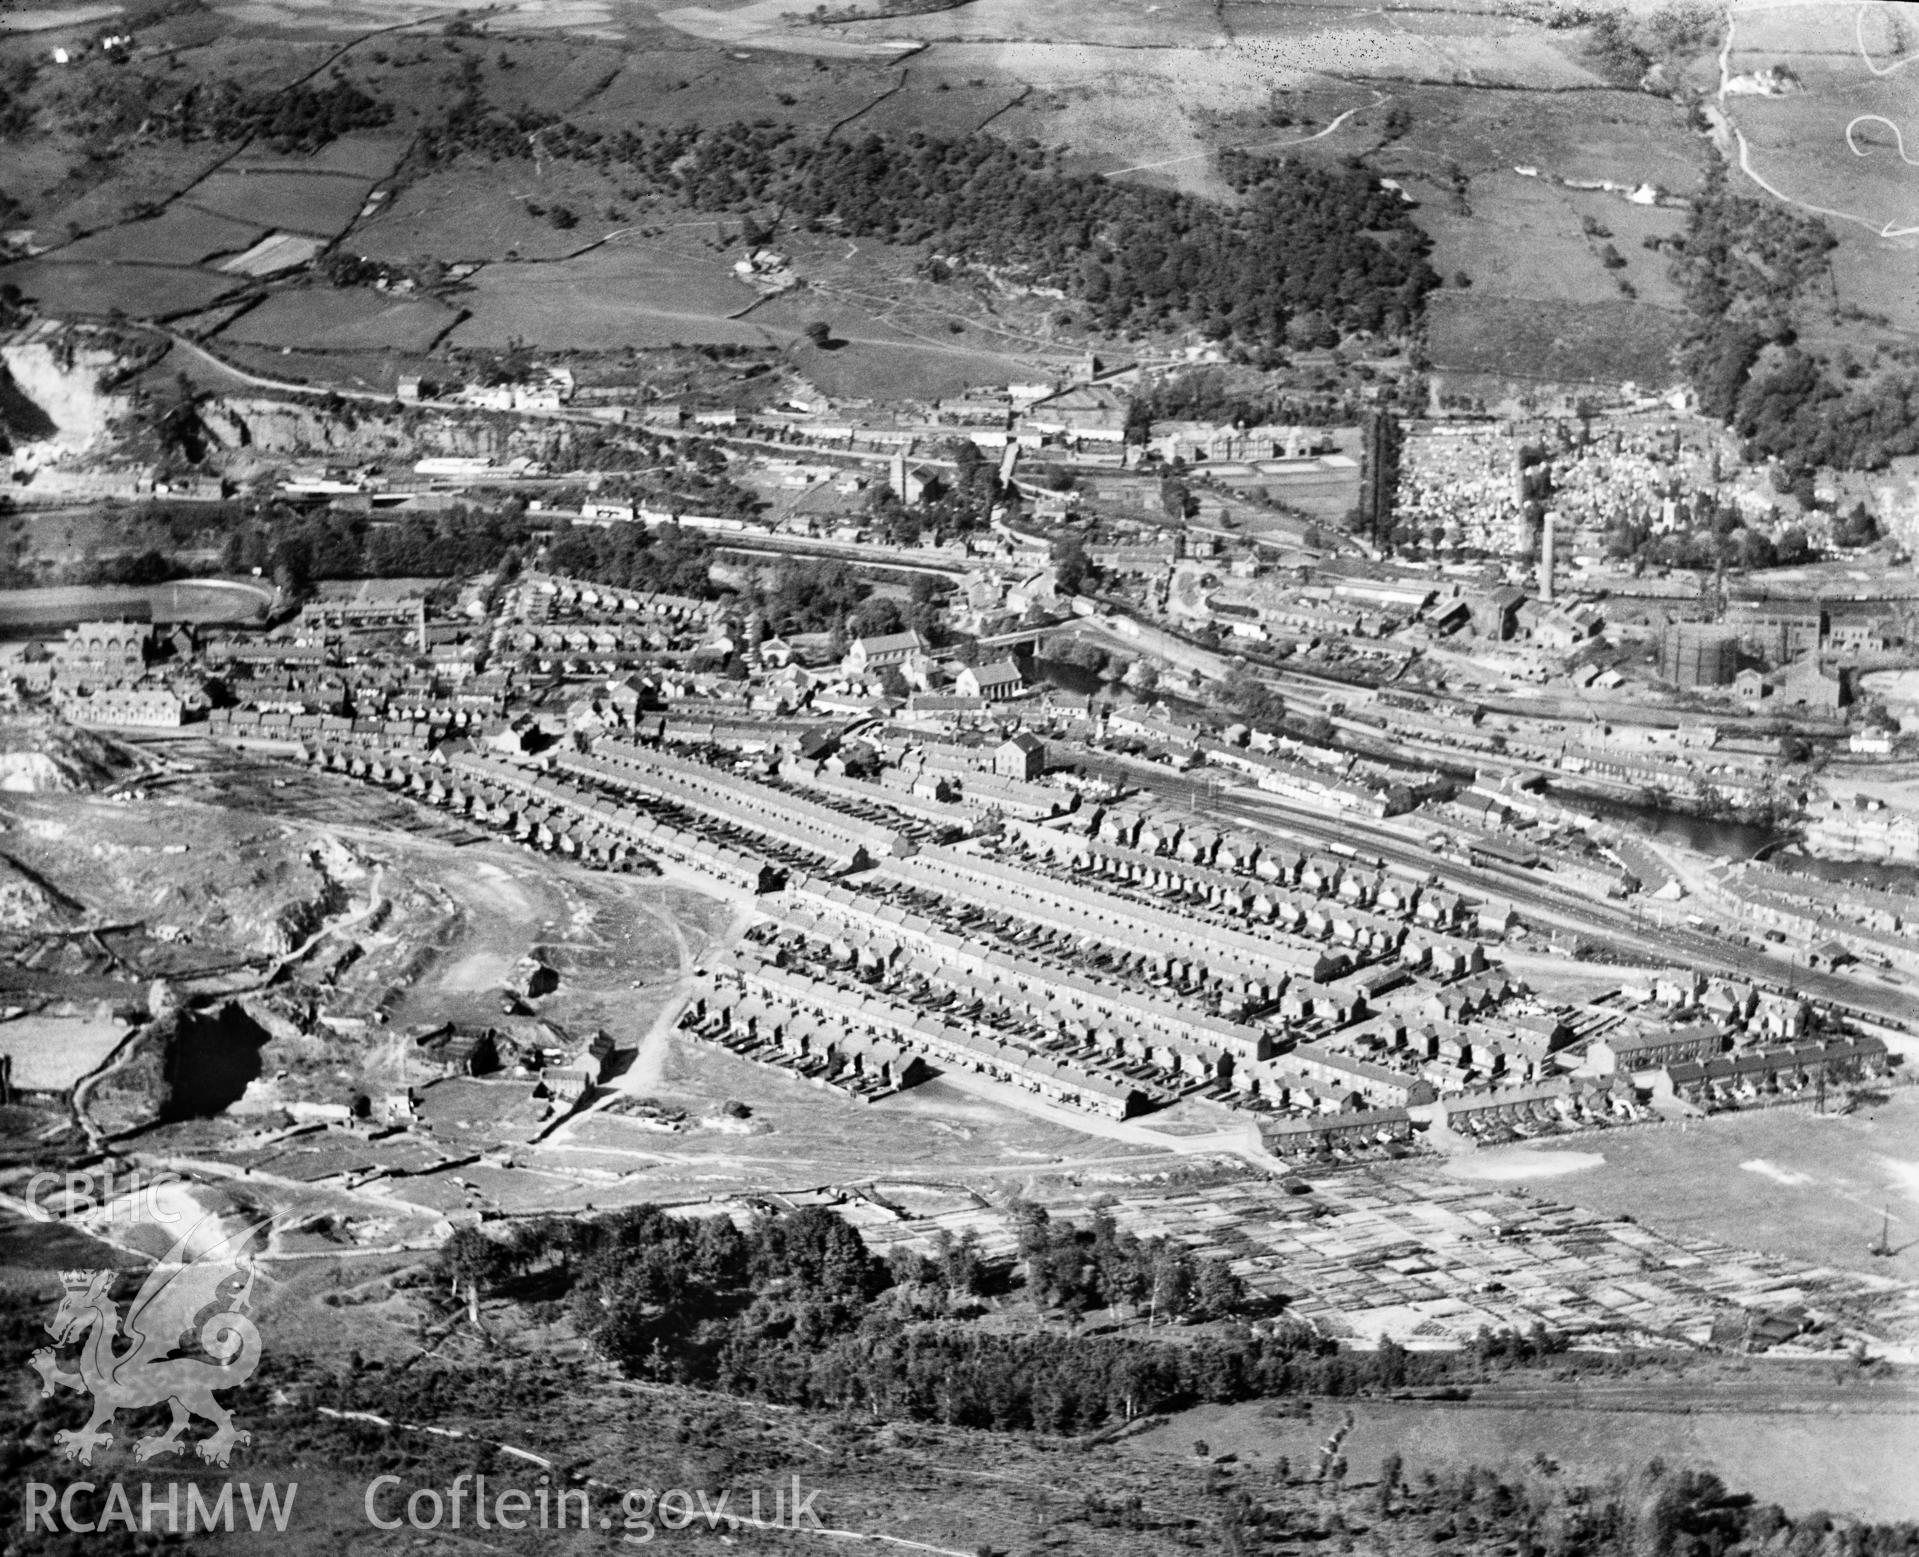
[1558,791,1919,895]
[1031,656,1109,698]
[1556,791,1785,859]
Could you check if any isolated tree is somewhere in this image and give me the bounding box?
[1191,1256,1242,1317]
[443,1227,514,1320]
[1053,533,1092,593]
[804,320,832,348]
[1150,1243,1192,1320]
[1378,1452,1404,1515]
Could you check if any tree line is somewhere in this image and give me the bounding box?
[408,107,1438,358]
[433,1202,1593,1435]
[205,503,722,599]
[193,76,393,153]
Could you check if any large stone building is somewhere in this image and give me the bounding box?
[1723,602,1822,664]
[955,660,1026,702]
[844,630,928,676]
[54,620,151,690]
[994,733,1045,781]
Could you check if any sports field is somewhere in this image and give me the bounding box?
[0,580,269,631]
[1448,1092,1919,1278]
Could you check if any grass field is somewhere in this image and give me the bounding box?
[1131,1394,1919,1522]
[0,1014,127,1092]
[1717,89,1919,335]
[418,35,629,118]
[852,66,1031,140]
[443,240,775,350]
[1353,82,1702,333]
[219,286,461,352]
[1411,175,1688,313]
[53,206,265,266]
[0,259,242,320]
[1224,11,1601,87]
[194,340,420,393]
[183,170,375,238]
[1826,243,1919,336]
[227,132,411,181]
[0,3,123,30]
[1452,1092,1919,1279]
[1374,85,1707,193]
[756,293,1045,399]
[841,0,1227,46]
[1424,291,1685,392]
[655,0,914,55]
[571,48,894,135]
[25,142,241,241]
[349,164,640,265]
[210,0,624,36]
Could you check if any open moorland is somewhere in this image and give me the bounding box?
[1714,2,1919,333]
[1132,1384,1919,1523]
[5,0,1900,406]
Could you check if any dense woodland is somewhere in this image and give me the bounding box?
[750,558,948,641]
[193,77,394,153]
[1676,173,1919,474]
[193,505,723,599]
[410,105,1439,358]
[427,1202,1591,1435]
[1583,3,1720,89]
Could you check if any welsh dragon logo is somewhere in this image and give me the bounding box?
[29,1217,267,1468]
